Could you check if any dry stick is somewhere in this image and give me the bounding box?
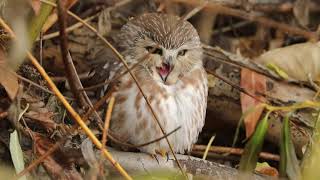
[181,0,208,20]
[51,72,93,82]
[57,0,87,108]
[39,0,186,176]
[16,139,65,178]
[41,0,132,41]
[206,69,265,103]
[192,145,280,161]
[101,96,115,147]
[99,96,115,177]
[203,47,283,82]
[41,14,98,41]
[173,0,318,40]
[0,18,132,180]
[16,74,53,95]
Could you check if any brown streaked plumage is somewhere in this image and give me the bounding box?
[95,13,208,154]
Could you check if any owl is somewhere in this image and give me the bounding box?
[98,13,208,155]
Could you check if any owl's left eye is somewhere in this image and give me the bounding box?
[145,46,162,56]
[178,49,187,56]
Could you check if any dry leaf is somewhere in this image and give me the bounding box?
[98,9,112,36]
[256,42,320,82]
[0,50,19,100]
[34,134,83,179]
[28,0,41,15]
[255,162,279,177]
[24,111,56,131]
[240,68,266,138]
[293,0,310,27]
[42,0,78,33]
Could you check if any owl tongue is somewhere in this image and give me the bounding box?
[157,63,171,81]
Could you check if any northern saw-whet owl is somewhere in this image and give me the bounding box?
[101,13,208,154]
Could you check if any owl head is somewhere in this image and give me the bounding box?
[118,13,203,85]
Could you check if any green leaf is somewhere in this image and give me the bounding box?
[280,113,301,179]
[301,111,320,179]
[266,62,289,80]
[9,130,27,180]
[239,111,271,173]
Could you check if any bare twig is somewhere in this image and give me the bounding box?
[16,139,65,178]
[173,0,318,40]
[192,145,280,161]
[41,14,98,41]
[0,17,132,180]
[101,96,115,146]
[57,0,87,108]
[206,69,265,103]
[181,0,208,20]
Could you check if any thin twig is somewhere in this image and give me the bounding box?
[101,96,115,146]
[39,0,186,176]
[181,0,208,20]
[41,14,98,41]
[50,72,92,82]
[16,139,65,178]
[41,0,131,41]
[206,69,265,103]
[0,17,132,180]
[173,0,318,40]
[57,0,87,107]
[192,145,280,161]
[106,126,181,149]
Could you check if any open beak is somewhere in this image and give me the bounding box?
[156,62,173,82]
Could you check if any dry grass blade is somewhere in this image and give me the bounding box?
[38,0,187,177]
[0,17,132,180]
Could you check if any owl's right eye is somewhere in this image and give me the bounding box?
[145,46,162,56]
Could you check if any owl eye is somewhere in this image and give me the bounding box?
[145,46,162,56]
[178,49,187,56]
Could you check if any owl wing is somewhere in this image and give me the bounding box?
[83,39,125,97]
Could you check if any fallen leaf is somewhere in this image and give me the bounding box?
[9,130,27,180]
[256,42,320,82]
[24,111,57,131]
[28,0,41,15]
[255,162,279,177]
[0,49,19,100]
[42,0,78,33]
[98,8,112,36]
[293,0,310,27]
[34,134,83,179]
[240,68,266,138]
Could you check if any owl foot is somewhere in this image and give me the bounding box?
[155,149,167,157]
[148,153,160,164]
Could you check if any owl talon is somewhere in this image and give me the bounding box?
[156,149,167,157]
[148,153,160,164]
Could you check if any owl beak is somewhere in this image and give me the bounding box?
[156,62,173,82]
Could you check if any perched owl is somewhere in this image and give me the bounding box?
[97,13,208,154]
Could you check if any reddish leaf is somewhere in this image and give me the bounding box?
[34,134,83,179]
[255,162,279,177]
[0,50,19,100]
[240,68,267,138]
[24,111,57,131]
